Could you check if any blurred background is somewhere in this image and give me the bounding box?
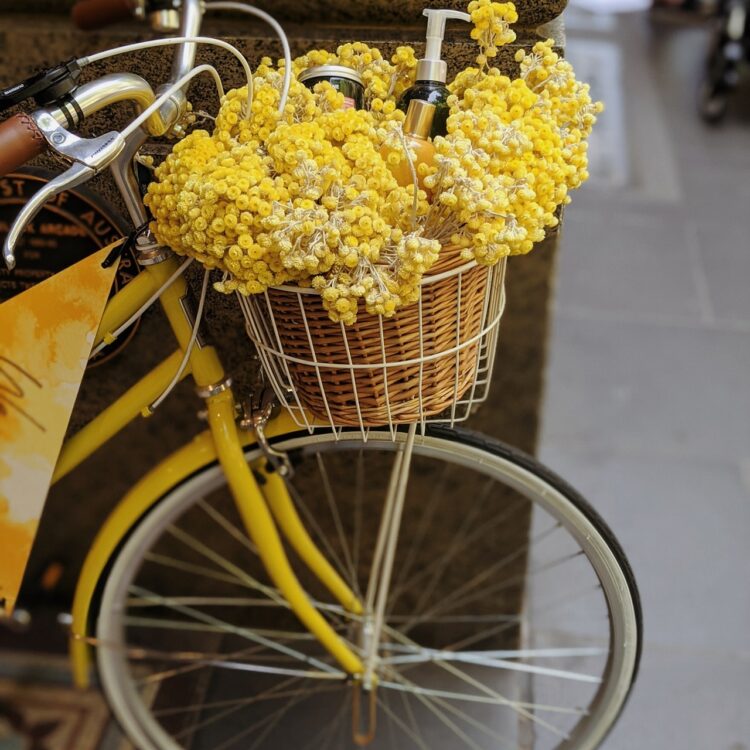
[1,0,749,747]
[542,1,750,746]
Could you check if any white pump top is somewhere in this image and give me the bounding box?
[416,8,471,83]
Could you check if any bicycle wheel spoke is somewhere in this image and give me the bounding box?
[409,505,487,616]
[283,479,354,591]
[150,531,362,656]
[399,689,433,750]
[384,673,487,750]
[459,647,606,659]
[432,659,568,739]
[390,496,524,609]
[214,683,313,750]
[197,497,258,556]
[312,693,349,750]
[386,614,521,625]
[384,649,602,683]
[127,596,297,609]
[123,614,316,642]
[385,653,588,717]
[382,628,521,715]
[144,552,256,589]
[245,691,306,750]
[165,525,286,606]
[123,637,302,667]
[406,523,563,628]
[128,585,343,676]
[382,677,586,717]
[384,644,605,660]
[315,453,360,597]
[445,583,606,655]
[386,670,518,750]
[377,690,430,750]
[170,675,303,743]
[352,449,364,596]
[390,463,452,597]
[382,623,569,739]
[408,490,491,617]
[152,684,340,719]
[412,549,581,631]
[381,674,523,709]
[134,642,343,681]
[201,659,346,680]
[134,642,273,687]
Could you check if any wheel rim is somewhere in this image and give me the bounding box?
[97,430,639,750]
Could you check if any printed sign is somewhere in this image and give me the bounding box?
[0,243,120,613]
[0,169,137,366]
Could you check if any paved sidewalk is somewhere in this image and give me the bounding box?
[540,9,750,749]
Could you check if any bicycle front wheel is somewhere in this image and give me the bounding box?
[96,426,641,750]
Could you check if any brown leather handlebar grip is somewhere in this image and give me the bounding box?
[0,114,47,177]
[71,0,137,30]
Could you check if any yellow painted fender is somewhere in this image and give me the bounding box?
[69,410,302,688]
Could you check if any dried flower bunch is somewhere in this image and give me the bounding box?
[146,1,601,324]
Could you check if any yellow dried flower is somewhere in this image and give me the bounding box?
[146,3,600,323]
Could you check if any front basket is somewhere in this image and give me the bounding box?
[239,245,507,433]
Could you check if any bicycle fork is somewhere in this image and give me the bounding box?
[207,389,418,745]
[205,388,365,675]
[354,423,419,745]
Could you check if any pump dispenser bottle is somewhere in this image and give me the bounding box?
[381,99,436,192]
[397,8,471,138]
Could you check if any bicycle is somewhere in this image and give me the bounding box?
[699,0,749,123]
[0,1,642,748]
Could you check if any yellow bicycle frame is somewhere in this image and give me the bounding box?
[53,255,365,687]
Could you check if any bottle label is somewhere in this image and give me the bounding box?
[342,96,356,110]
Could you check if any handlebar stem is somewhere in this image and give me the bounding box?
[109,0,208,241]
[109,0,207,229]
[172,0,203,83]
[157,0,204,124]
[116,0,207,231]
[111,132,151,226]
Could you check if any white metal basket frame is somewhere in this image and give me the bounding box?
[238,257,507,440]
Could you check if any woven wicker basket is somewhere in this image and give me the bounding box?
[257,245,496,427]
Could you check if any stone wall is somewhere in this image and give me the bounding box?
[0,7,564,600]
[0,0,566,27]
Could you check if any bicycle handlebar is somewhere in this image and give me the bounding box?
[2,0,203,268]
[0,113,48,177]
[71,0,138,30]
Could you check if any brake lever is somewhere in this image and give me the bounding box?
[3,111,126,270]
[4,163,94,269]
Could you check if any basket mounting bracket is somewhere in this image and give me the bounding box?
[239,385,293,478]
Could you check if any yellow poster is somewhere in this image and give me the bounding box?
[0,243,120,613]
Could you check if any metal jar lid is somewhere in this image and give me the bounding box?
[298,65,364,86]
